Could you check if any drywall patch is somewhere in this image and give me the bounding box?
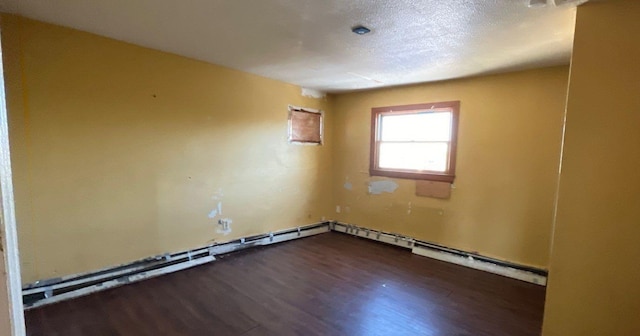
[301,87,326,99]
[368,180,399,195]
[217,218,232,236]
[343,176,353,191]
[209,189,224,219]
[208,202,222,218]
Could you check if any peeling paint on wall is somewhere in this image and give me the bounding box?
[343,176,353,191]
[301,87,326,99]
[208,201,222,219]
[368,180,399,195]
[209,189,224,219]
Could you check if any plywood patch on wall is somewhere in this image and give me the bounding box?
[288,106,323,144]
[416,180,451,199]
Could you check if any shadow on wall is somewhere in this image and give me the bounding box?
[3,15,334,284]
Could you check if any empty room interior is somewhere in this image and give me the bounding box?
[0,0,639,335]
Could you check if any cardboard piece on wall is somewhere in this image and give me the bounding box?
[290,110,321,143]
[415,180,451,199]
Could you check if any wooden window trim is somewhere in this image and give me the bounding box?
[369,101,460,183]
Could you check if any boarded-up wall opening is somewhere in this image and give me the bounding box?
[288,106,323,144]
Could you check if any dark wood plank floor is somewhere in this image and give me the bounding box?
[25,232,546,336]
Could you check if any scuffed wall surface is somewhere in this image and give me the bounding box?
[332,66,569,269]
[2,15,333,284]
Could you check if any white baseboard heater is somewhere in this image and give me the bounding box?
[22,222,330,309]
[331,222,548,286]
[23,220,547,309]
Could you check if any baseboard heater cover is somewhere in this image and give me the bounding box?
[23,220,547,308]
[331,222,415,249]
[22,222,330,309]
[331,221,548,286]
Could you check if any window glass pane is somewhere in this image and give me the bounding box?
[380,112,451,142]
[379,142,449,172]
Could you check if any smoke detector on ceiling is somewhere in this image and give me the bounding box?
[351,25,371,35]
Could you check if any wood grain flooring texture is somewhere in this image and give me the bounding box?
[25,232,546,336]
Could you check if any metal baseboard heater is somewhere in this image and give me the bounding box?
[23,220,547,309]
[331,221,548,286]
[22,222,330,309]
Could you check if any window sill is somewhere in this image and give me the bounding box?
[369,168,455,183]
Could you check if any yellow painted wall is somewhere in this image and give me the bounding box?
[1,15,333,284]
[542,1,640,334]
[332,66,569,268]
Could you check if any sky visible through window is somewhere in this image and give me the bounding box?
[378,112,452,172]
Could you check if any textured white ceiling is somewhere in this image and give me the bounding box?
[1,0,578,92]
